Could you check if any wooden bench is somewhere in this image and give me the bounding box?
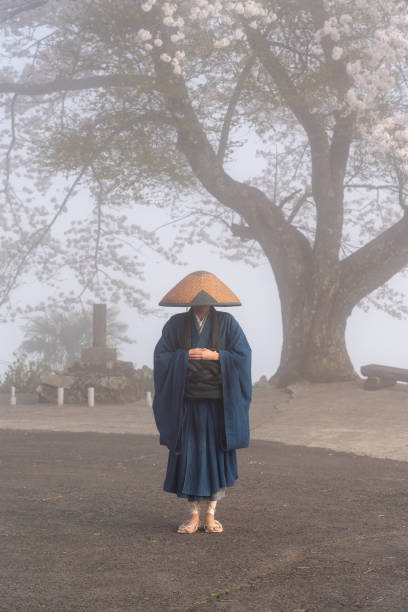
[360,364,408,390]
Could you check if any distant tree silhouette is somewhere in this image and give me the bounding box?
[19,308,132,369]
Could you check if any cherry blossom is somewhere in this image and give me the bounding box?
[137,28,152,41]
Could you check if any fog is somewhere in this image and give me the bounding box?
[1,2,408,384]
[1,134,408,381]
[2,241,408,381]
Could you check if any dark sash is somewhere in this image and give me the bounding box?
[182,307,223,400]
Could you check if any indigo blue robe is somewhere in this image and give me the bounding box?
[153,310,251,500]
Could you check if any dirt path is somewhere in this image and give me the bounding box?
[251,381,408,461]
[2,381,408,461]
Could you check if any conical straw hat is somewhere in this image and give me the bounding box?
[159,271,241,307]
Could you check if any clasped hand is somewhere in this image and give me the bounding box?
[188,348,219,361]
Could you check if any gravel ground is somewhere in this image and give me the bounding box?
[1,429,408,611]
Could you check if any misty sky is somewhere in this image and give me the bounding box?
[2,238,408,382]
[1,86,408,382]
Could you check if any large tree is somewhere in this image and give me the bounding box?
[1,0,408,384]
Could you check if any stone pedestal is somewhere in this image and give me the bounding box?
[37,358,153,404]
[41,374,74,389]
[81,347,117,367]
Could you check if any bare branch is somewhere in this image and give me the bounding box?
[152,212,199,233]
[244,23,342,260]
[92,109,174,129]
[153,209,231,234]
[345,183,400,190]
[91,168,103,274]
[273,145,278,204]
[0,1,48,24]
[0,166,87,307]
[217,54,256,163]
[287,190,312,224]
[3,94,20,228]
[0,74,156,96]
[295,143,309,179]
[278,189,302,209]
[244,25,328,156]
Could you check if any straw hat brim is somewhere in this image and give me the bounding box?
[159,271,241,307]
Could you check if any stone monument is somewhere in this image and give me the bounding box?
[37,304,153,404]
[81,304,117,367]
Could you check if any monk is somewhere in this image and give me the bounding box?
[153,271,251,533]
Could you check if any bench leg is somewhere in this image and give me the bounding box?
[364,377,396,391]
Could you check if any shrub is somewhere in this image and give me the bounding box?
[0,354,51,393]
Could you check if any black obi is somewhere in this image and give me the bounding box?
[182,308,223,400]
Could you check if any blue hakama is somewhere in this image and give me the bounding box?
[163,399,238,500]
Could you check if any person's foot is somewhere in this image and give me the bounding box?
[177,514,200,533]
[204,512,223,533]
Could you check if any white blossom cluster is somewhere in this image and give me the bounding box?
[137,0,277,74]
[351,14,408,171]
[364,115,408,175]
[313,2,408,174]
[315,5,402,109]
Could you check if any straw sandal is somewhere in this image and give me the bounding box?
[204,519,223,533]
[177,519,200,534]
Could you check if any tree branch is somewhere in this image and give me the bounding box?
[91,168,103,274]
[345,183,400,190]
[230,222,254,241]
[151,44,313,297]
[154,53,295,239]
[0,0,48,24]
[392,157,408,213]
[287,190,312,224]
[3,94,20,228]
[340,215,408,307]
[330,111,355,194]
[278,189,302,209]
[92,109,173,129]
[244,25,329,159]
[152,212,198,233]
[244,24,343,255]
[217,54,256,163]
[0,74,156,96]
[0,166,87,307]
[0,123,127,306]
[307,0,352,97]
[307,0,355,195]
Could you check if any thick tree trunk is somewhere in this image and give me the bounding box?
[306,305,355,382]
[272,284,356,386]
[253,201,356,386]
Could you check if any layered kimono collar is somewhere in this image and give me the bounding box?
[194,311,209,335]
[182,307,221,351]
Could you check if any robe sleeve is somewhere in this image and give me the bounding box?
[152,317,188,453]
[219,315,252,451]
